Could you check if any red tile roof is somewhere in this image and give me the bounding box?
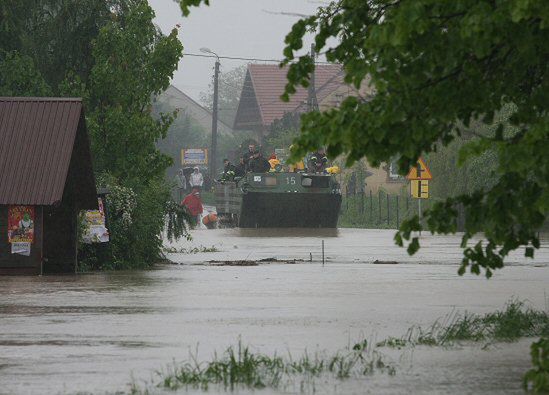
[234,64,343,129]
[0,97,96,207]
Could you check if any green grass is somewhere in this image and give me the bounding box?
[147,340,394,393]
[377,299,549,348]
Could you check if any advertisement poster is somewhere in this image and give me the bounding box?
[8,206,35,243]
[82,198,109,243]
[181,148,208,165]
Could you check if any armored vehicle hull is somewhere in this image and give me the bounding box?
[215,172,341,228]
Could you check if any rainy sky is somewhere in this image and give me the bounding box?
[148,0,320,101]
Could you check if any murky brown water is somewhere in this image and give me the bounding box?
[0,229,548,394]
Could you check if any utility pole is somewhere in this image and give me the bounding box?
[307,43,319,112]
[200,47,220,184]
[210,59,220,183]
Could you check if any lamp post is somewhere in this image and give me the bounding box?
[200,47,220,185]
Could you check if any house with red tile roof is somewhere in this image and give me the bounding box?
[234,64,358,138]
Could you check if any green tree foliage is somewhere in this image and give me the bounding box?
[523,337,549,393]
[83,1,182,182]
[264,112,301,154]
[77,1,185,267]
[0,52,51,96]
[0,0,116,92]
[200,64,247,127]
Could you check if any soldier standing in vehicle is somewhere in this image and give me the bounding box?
[249,151,271,173]
[243,143,258,171]
[235,157,246,177]
[309,149,328,173]
[221,158,236,181]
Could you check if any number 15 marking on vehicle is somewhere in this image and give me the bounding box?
[286,177,296,184]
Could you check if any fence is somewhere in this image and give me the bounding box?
[339,189,428,229]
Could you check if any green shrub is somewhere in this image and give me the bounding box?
[524,338,549,393]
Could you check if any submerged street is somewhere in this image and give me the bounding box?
[0,229,548,394]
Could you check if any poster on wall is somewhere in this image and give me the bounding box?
[81,198,109,243]
[8,206,35,243]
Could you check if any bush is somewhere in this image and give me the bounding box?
[79,175,190,271]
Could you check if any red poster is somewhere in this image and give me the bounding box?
[8,206,35,243]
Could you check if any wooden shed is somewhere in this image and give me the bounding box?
[0,97,97,275]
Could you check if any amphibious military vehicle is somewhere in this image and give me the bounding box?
[214,172,341,228]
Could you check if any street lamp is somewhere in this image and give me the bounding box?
[201,47,220,184]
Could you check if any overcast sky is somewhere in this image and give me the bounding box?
[148,0,321,102]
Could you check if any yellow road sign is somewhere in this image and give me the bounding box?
[406,158,432,180]
[411,179,429,199]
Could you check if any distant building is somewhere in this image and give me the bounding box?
[0,98,98,275]
[234,64,347,139]
[233,64,405,194]
[154,85,236,187]
[157,85,234,137]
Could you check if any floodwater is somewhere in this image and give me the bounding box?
[0,228,548,395]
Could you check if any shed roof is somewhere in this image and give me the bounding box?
[0,97,97,207]
[234,64,343,130]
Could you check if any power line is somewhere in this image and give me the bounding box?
[183,52,335,65]
[184,52,283,62]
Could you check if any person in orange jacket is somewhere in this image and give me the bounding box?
[268,154,281,172]
[182,188,203,226]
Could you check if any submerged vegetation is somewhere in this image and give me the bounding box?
[377,300,549,348]
[135,340,394,393]
[126,300,549,394]
[162,245,219,254]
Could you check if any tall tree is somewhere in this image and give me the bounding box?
[0,0,117,93]
[80,1,184,267]
[83,0,183,183]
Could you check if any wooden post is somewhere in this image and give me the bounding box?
[322,240,325,266]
